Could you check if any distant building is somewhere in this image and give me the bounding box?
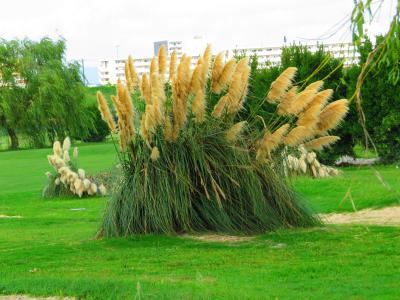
[98,41,359,85]
[153,40,183,57]
[231,42,359,67]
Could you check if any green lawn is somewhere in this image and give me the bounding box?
[0,143,399,299]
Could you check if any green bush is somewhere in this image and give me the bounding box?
[82,105,110,142]
[243,44,357,164]
[357,37,400,163]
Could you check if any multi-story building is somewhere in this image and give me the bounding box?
[231,42,359,67]
[98,41,359,85]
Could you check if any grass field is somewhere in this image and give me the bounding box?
[0,143,399,299]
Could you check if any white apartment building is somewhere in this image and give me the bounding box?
[231,42,359,67]
[98,41,359,85]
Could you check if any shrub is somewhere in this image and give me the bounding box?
[357,37,400,163]
[82,105,110,142]
[96,46,349,236]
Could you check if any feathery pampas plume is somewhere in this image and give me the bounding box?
[225,121,246,142]
[286,90,316,115]
[211,52,225,93]
[192,89,206,123]
[304,136,340,151]
[304,80,323,93]
[63,150,70,163]
[306,89,333,110]
[190,57,204,93]
[169,50,177,81]
[62,137,71,152]
[267,67,297,103]
[158,45,167,77]
[277,86,298,115]
[97,91,116,133]
[140,74,152,104]
[150,56,158,77]
[256,124,290,161]
[284,126,310,147]
[214,59,237,94]
[224,57,250,114]
[127,55,138,89]
[317,99,349,134]
[125,61,133,91]
[53,141,62,157]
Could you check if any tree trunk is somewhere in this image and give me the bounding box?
[7,127,19,149]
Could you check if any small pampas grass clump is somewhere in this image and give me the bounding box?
[304,136,340,151]
[285,147,340,178]
[267,67,297,103]
[43,140,107,199]
[95,45,352,236]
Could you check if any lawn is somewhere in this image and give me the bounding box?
[0,143,399,299]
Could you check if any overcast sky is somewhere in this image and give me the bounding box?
[0,0,394,66]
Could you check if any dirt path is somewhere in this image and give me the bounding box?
[320,206,400,226]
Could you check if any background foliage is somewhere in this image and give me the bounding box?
[0,38,92,149]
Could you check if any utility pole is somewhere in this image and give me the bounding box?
[81,59,88,86]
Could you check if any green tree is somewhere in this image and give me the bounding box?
[357,36,400,162]
[0,38,92,149]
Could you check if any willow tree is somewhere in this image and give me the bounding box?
[0,38,91,149]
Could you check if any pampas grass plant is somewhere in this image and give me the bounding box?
[96,45,349,236]
[43,137,107,198]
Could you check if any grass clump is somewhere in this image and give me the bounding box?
[96,45,349,236]
[43,137,107,198]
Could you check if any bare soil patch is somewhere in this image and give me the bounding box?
[320,206,400,226]
[182,234,254,243]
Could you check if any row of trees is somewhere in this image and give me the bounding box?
[0,38,92,149]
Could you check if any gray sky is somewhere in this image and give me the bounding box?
[0,0,394,66]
